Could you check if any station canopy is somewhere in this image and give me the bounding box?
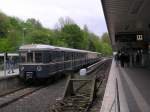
[101,0,150,50]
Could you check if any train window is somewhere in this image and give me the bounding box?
[47,52,52,62]
[35,52,42,63]
[64,52,68,61]
[20,52,26,63]
[53,51,63,62]
[72,52,74,60]
[74,52,77,59]
[27,53,33,62]
[59,51,63,61]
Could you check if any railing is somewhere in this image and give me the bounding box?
[109,78,120,112]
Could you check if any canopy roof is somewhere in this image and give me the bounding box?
[101,0,150,50]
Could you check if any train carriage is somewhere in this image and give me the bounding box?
[19,44,101,81]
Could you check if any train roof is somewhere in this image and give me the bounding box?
[19,44,101,54]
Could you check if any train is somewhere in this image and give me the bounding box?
[18,44,102,81]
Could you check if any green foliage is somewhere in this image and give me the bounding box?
[88,33,102,52]
[101,43,112,55]
[0,38,14,52]
[9,17,22,30]
[82,25,89,50]
[7,30,22,50]
[101,33,112,55]
[26,18,42,29]
[0,12,11,38]
[101,32,111,44]
[0,12,112,55]
[62,24,84,49]
[28,30,50,44]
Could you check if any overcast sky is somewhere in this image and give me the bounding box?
[0,0,107,36]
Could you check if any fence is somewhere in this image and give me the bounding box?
[0,53,19,76]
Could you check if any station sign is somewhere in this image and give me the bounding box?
[136,34,143,41]
[115,32,144,42]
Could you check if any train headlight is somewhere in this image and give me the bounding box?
[21,66,24,71]
[37,66,42,71]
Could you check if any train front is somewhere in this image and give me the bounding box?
[19,44,53,81]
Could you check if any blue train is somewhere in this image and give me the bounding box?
[19,44,101,81]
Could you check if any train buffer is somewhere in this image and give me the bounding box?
[50,75,97,112]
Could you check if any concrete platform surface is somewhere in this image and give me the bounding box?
[100,59,150,112]
[0,69,19,77]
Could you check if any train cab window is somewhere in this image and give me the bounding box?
[35,52,42,63]
[20,52,26,63]
[27,53,33,62]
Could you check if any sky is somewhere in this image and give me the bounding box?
[0,0,107,36]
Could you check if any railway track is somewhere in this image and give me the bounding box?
[0,72,67,111]
[50,59,111,112]
[0,86,26,97]
[0,77,67,112]
[50,79,94,112]
[0,59,111,111]
[0,86,44,109]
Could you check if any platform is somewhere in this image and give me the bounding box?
[0,69,19,77]
[100,59,150,112]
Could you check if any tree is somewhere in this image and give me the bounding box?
[0,38,13,52]
[29,30,50,44]
[7,30,22,51]
[0,10,112,55]
[62,24,84,49]
[51,30,68,47]
[101,43,112,55]
[9,17,22,30]
[88,33,102,52]
[82,25,89,49]
[101,32,111,45]
[101,32,112,55]
[0,12,11,38]
[26,18,42,29]
[55,17,75,30]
